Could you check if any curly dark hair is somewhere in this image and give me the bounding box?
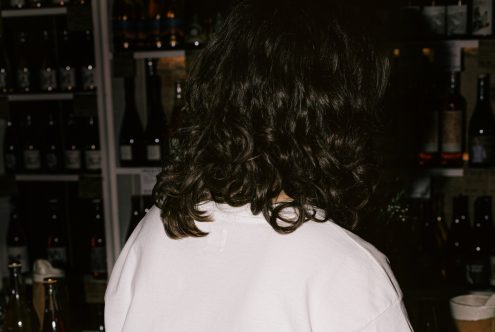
[153,0,390,239]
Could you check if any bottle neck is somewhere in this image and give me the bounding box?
[43,280,62,319]
[8,265,23,301]
[477,76,490,102]
[449,72,460,95]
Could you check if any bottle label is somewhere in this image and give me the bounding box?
[423,5,447,35]
[470,135,495,165]
[120,145,133,161]
[45,152,60,170]
[466,259,490,287]
[146,145,161,161]
[23,150,41,170]
[84,150,101,170]
[441,111,463,153]
[90,247,107,275]
[9,0,26,7]
[47,247,67,268]
[472,0,493,35]
[0,69,7,89]
[447,4,468,35]
[421,111,439,153]
[81,66,95,90]
[40,68,58,92]
[59,67,76,91]
[5,153,17,171]
[16,68,31,90]
[490,255,495,287]
[64,149,82,170]
[7,246,29,272]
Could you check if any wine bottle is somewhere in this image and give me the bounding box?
[41,278,66,332]
[58,31,76,92]
[466,196,492,289]
[163,0,185,48]
[112,0,136,51]
[441,71,465,167]
[83,115,101,173]
[15,32,33,93]
[143,59,168,166]
[89,199,107,280]
[3,262,39,332]
[6,198,30,274]
[447,195,471,286]
[46,198,68,270]
[78,30,96,91]
[39,30,58,92]
[8,0,26,9]
[468,74,495,167]
[169,80,183,162]
[0,33,13,93]
[447,0,469,36]
[43,111,63,172]
[63,114,82,172]
[3,112,20,173]
[119,78,144,167]
[21,113,42,172]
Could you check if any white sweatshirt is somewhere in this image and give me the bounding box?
[105,202,413,332]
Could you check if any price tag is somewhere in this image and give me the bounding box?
[140,168,161,195]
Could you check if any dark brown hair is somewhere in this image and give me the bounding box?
[153,0,390,239]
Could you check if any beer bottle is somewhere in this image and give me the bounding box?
[41,278,65,332]
[89,199,107,280]
[6,199,30,274]
[3,112,20,173]
[3,262,39,331]
[39,30,58,93]
[447,194,470,286]
[15,32,33,93]
[21,113,42,172]
[143,59,168,166]
[58,31,76,92]
[0,33,13,93]
[43,111,63,173]
[83,115,101,173]
[46,199,68,270]
[63,114,82,172]
[119,78,144,167]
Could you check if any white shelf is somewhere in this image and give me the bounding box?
[4,93,73,102]
[427,168,464,177]
[132,50,185,59]
[116,167,161,175]
[1,7,67,18]
[15,174,79,182]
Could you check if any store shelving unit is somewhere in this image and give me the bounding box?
[1,7,67,18]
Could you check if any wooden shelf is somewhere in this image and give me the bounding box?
[1,7,67,18]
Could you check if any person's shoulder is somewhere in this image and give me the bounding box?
[125,206,165,249]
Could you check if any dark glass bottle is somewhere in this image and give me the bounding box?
[63,114,82,172]
[41,278,66,332]
[441,71,465,167]
[447,0,469,36]
[134,0,148,50]
[126,195,143,241]
[78,30,96,91]
[147,0,165,49]
[466,196,492,289]
[15,32,33,93]
[7,0,26,9]
[46,198,68,270]
[3,113,20,173]
[447,194,470,286]
[468,74,495,167]
[143,59,168,166]
[0,33,13,93]
[119,78,144,167]
[83,115,101,173]
[4,262,39,331]
[30,0,43,8]
[6,199,30,274]
[168,80,183,162]
[58,31,76,92]
[43,112,63,172]
[89,199,107,280]
[21,113,42,172]
[112,0,136,51]
[39,30,58,93]
[163,0,185,48]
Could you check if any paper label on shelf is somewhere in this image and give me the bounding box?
[146,145,161,161]
[120,145,133,161]
[23,150,41,170]
[40,68,58,92]
[7,246,29,273]
[65,150,82,170]
[472,0,493,35]
[85,150,102,170]
[447,5,468,35]
[140,168,161,195]
[16,68,31,90]
[441,111,463,153]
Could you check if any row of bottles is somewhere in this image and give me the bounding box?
[417,71,495,168]
[0,30,96,94]
[399,0,494,37]
[3,110,101,174]
[6,197,107,279]
[113,0,224,50]
[1,0,89,9]
[118,59,182,167]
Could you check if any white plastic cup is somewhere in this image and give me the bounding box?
[450,294,495,332]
